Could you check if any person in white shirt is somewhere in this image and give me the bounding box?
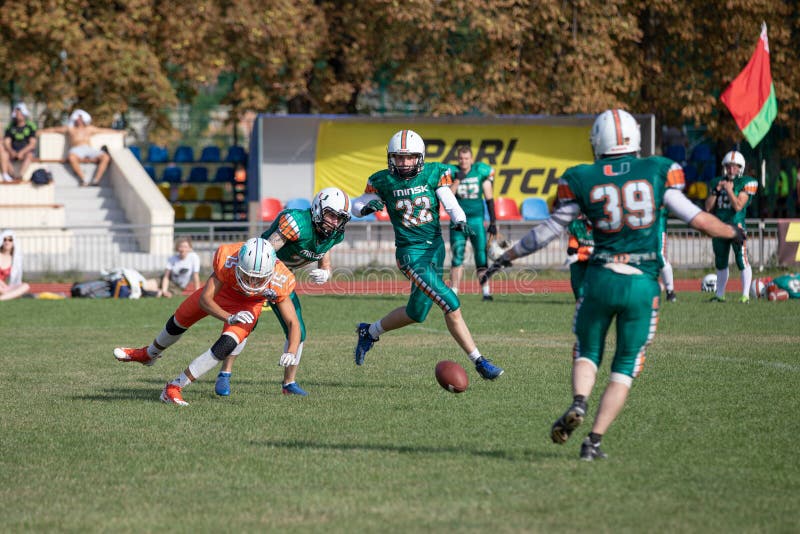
[160,237,201,297]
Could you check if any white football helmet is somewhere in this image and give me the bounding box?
[235,238,276,295]
[749,277,770,299]
[701,273,717,293]
[722,150,745,178]
[590,109,641,159]
[311,187,351,238]
[387,129,425,179]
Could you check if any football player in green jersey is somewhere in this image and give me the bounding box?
[214,187,351,397]
[351,129,503,380]
[704,150,759,303]
[448,145,497,300]
[482,110,743,460]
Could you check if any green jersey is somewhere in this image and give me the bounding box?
[708,175,758,225]
[559,154,685,278]
[364,162,453,249]
[450,161,494,218]
[771,274,800,298]
[261,208,344,269]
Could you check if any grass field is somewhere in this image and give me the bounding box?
[1,291,798,532]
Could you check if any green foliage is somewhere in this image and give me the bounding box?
[0,293,797,531]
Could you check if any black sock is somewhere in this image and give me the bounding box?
[573,394,586,405]
[588,432,602,445]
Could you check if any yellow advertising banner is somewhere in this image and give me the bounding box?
[315,121,594,209]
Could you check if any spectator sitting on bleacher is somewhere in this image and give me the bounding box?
[39,109,117,187]
[4,103,37,181]
[0,229,30,300]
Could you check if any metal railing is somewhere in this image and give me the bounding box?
[14,219,782,277]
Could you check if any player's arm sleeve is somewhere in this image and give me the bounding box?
[511,201,579,258]
[351,193,381,217]
[436,186,466,224]
[664,188,702,224]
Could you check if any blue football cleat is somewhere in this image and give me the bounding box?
[215,372,231,396]
[354,322,378,365]
[475,357,504,380]
[281,382,308,396]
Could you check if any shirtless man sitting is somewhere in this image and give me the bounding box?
[39,109,119,186]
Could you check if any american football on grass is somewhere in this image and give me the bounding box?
[435,360,468,393]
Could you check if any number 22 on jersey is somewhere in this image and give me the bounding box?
[590,180,655,232]
[395,197,433,227]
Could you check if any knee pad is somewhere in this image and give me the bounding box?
[210,333,239,360]
[166,315,188,335]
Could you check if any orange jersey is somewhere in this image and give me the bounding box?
[213,242,296,303]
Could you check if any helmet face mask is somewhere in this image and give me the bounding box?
[590,109,641,159]
[236,238,276,296]
[311,187,351,238]
[387,129,425,179]
[721,150,745,179]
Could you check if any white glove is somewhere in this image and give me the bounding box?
[227,311,255,325]
[309,268,330,285]
[278,352,297,367]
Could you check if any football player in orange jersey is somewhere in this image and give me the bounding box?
[113,238,301,406]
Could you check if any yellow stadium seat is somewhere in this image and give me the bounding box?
[203,185,224,202]
[173,204,186,221]
[177,184,198,202]
[158,182,171,200]
[192,203,214,220]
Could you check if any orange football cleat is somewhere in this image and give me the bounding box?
[160,383,189,406]
[113,346,154,366]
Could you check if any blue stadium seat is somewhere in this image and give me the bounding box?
[683,163,698,182]
[161,166,183,184]
[284,197,311,211]
[143,165,156,181]
[664,144,686,163]
[147,144,169,163]
[225,145,247,163]
[690,143,713,162]
[213,166,235,183]
[129,146,141,161]
[199,145,222,163]
[187,166,209,183]
[173,145,195,163]
[701,161,716,181]
[520,197,550,221]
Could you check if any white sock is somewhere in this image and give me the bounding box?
[452,287,459,295]
[172,372,192,388]
[368,321,385,340]
[481,283,491,296]
[467,349,482,363]
[741,265,752,298]
[716,268,729,298]
[176,349,220,387]
[661,262,674,292]
[152,328,183,357]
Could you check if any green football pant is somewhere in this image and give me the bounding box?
[573,266,660,378]
[397,241,461,323]
[270,291,307,342]
[712,236,749,270]
[449,215,488,268]
[569,261,588,300]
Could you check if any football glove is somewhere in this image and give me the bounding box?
[479,255,513,285]
[360,199,385,216]
[309,268,330,284]
[278,352,298,367]
[452,221,475,238]
[486,223,497,236]
[227,311,255,325]
[730,224,746,246]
